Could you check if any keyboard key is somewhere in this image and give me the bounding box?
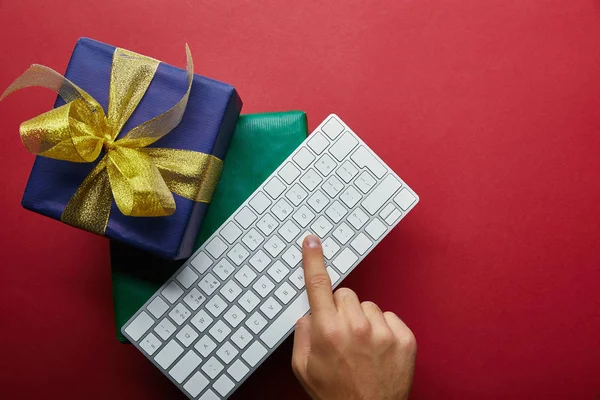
[231,326,252,349]
[292,146,315,169]
[238,290,261,312]
[220,221,243,244]
[246,311,268,334]
[190,310,213,333]
[257,213,278,235]
[264,235,286,257]
[209,320,231,342]
[223,305,246,328]
[394,188,417,211]
[183,288,206,311]
[213,374,235,397]
[169,350,201,383]
[278,162,301,184]
[228,359,250,382]
[190,251,213,274]
[205,237,228,259]
[183,371,209,397]
[307,189,329,212]
[355,170,376,193]
[234,265,257,287]
[201,356,224,379]
[300,168,323,191]
[322,237,341,259]
[155,318,177,340]
[242,228,264,251]
[351,146,386,178]
[169,303,191,325]
[140,332,162,355]
[200,389,220,400]
[260,296,283,319]
[332,222,354,245]
[242,341,268,367]
[315,153,336,176]
[227,243,250,266]
[322,175,344,198]
[220,280,243,302]
[216,341,239,364]
[264,176,286,199]
[213,258,235,280]
[155,340,183,369]
[253,275,275,297]
[206,294,228,317]
[321,116,344,139]
[249,249,271,272]
[289,268,306,289]
[365,218,387,240]
[176,324,198,347]
[327,266,341,284]
[285,183,308,206]
[199,273,220,296]
[275,282,296,304]
[282,246,302,268]
[340,186,361,208]
[235,206,257,229]
[325,200,348,223]
[385,208,402,225]
[311,215,334,238]
[332,248,358,273]
[260,291,310,348]
[362,175,402,214]
[249,191,271,214]
[379,203,395,219]
[267,260,289,283]
[336,160,359,182]
[278,221,300,243]
[161,281,184,304]
[194,335,217,357]
[293,205,315,227]
[307,132,329,154]
[350,232,373,255]
[272,198,294,221]
[330,132,358,161]
[176,267,198,289]
[147,297,169,318]
[348,207,369,229]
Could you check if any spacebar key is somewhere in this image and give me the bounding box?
[260,291,310,348]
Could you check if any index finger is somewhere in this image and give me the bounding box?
[302,235,336,316]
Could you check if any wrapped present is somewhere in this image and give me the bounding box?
[111,111,308,342]
[2,38,242,260]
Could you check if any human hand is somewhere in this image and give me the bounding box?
[292,235,416,400]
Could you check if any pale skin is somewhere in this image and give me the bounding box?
[292,235,417,400]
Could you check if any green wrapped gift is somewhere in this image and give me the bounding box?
[111,111,308,342]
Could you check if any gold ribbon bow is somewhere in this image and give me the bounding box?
[1,46,223,235]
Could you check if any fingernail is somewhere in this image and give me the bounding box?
[305,234,321,249]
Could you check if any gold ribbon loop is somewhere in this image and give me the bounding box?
[1,45,223,235]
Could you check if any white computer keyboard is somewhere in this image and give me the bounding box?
[122,114,419,400]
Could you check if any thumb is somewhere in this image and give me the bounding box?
[292,315,312,377]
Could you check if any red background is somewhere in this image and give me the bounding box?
[1,1,599,399]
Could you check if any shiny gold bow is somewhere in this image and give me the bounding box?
[1,46,223,235]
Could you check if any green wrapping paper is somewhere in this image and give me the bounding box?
[111,111,308,342]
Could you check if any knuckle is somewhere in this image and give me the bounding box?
[334,287,357,304]
[398,328,418,353]
[351,319,372,338]
[361,300,382,313]
[373,328,395,347]
[320,324,343,344]
[308,273,331,290]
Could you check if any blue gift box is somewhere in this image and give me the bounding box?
[21,38,243,260]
